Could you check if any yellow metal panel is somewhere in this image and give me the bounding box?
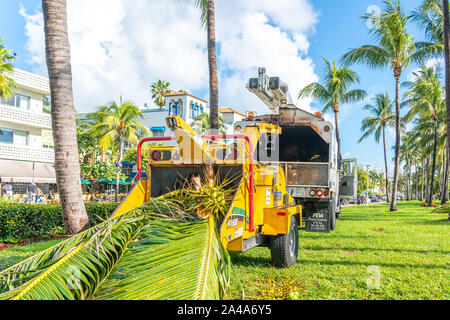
[111,179,148,218]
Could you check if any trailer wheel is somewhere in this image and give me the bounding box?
[270,216,299,267]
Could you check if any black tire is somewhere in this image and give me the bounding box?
[270,216,299,267]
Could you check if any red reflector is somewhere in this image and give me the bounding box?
[151,150,162,161]
[324,191,329,196]
[316,190,323,197]
[277,212,286,216]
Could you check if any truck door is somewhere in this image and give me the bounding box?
[339,158,357,198]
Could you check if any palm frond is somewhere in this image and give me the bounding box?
[94,217,230,300]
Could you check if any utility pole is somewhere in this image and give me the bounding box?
[366,164,370,207]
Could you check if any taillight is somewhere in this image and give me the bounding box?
[316,190,324,197]
[310,190,316,197]
[324,190,329,196]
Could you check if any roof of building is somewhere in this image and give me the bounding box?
[218,108,245,117]
[164,92,208,104]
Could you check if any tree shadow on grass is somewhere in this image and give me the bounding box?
[302,245,450,255]
[297,258,449,270]
[229,252,273,268]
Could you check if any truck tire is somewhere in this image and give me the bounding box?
[270,216,299,267]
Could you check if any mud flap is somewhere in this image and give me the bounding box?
[305,205,330,233]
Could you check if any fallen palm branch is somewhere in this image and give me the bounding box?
[0,176,233,300]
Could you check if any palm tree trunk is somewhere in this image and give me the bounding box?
[443,0,450,217]
[428,120,438,207]
[206,0,219,132]
[408,159,412,201]
[42,0,89,234]
[442,143,449,205]
[421,160,425,201]
[383,127,390,202]
[390,74,401,211]
[334,110,342,160]
[115,135,124,203]
[425,154,431,203]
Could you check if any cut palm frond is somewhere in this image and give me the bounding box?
[0,212,145,300]
[0,180,233,300]
[94,217,230,300]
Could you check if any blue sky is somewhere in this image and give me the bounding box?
[0,0,432,174]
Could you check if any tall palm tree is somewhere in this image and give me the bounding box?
[442,0,450,215]
[299,58,367,159]
[399,132,415,200]
[195,0,219,132]
[91,96,150,201]
[0,39,17,99]
[342,0,416,211]
[151,80,172,110]
[359,93,396,201]
[403,66,445,206]
[42,0,89,234]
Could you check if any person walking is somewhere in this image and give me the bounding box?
[27,182,37,204]
[2,181,13,200]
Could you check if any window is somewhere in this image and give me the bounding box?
[1,95,15,107]
[0,128,14,144]
[16,94,30,110]
[0,94,30,110]
[152,130,165,137]
[14,130,28,146]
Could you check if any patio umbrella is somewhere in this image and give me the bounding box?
[81,178,91,185]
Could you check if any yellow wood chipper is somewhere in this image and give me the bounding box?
[112,68,357,267]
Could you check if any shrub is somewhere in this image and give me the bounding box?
[0,203,119,243]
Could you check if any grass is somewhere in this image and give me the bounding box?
[0,201,448,300]
[230,201,449,300]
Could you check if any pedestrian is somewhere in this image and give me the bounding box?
[2,181,13,200]
[27,182,37,204]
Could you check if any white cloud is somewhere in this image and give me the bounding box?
[20,0,319,114]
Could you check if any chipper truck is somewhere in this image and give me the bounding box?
[112,68,357,268]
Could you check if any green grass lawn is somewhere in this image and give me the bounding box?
[230,201,449,300]
[0,201,448,300]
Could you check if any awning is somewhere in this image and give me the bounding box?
[0,159,56,184]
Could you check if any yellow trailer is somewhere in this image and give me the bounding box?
[112,115,302,267]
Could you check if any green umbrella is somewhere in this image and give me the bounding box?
[81,178,91,185]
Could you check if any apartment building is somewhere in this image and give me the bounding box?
[0,68,55,193]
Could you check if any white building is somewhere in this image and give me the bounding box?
[0,68,56,191]
[141,92,209,137]
[218,108,246,134]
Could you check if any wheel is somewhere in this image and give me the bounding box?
[270,216,299,267]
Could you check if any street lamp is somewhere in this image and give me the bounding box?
[366,165,370,206]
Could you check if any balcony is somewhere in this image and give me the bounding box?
[0,104,52,129]
[0,143,54,163]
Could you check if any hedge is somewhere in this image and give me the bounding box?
[0,203,119,243]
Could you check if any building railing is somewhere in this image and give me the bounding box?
[0,143,54,163]
[0,104,52,129]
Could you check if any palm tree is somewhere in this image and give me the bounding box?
[399,132,415,200]
[195,0,219,132]
[359,93,396,201]
[442,0,450,215]
[151,80,172,109]
[42,0,89,234]
[403,66,445,206]
[299,58,367,159]
[91,96,150,201]
[191,112,227,135]
[0,39,17,99]
[342,0,416,211]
